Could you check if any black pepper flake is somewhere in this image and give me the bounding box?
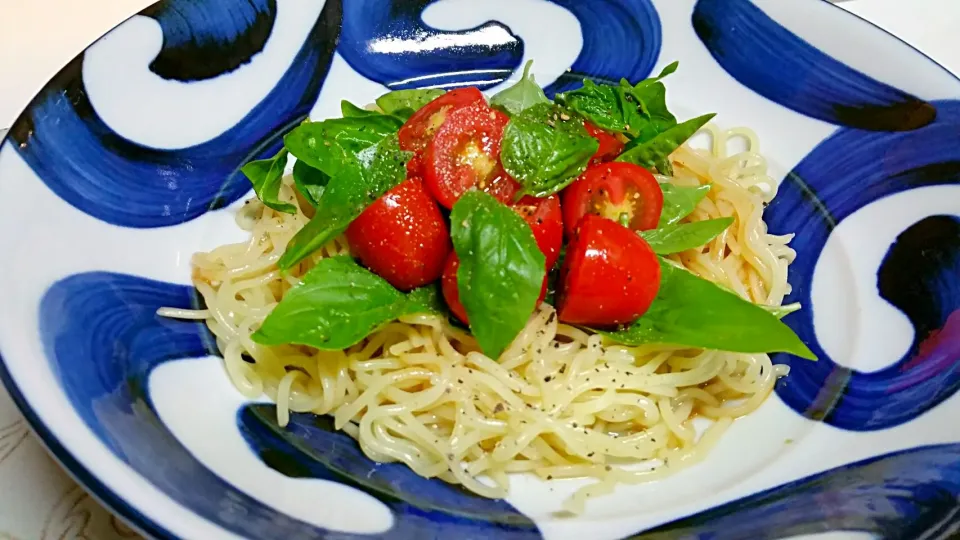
[605,465,612,471]
[544,376,553,382]
[572,422,578,428]
[587,452,595,457]
[559,365,566,374]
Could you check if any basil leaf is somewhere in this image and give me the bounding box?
[616,113,715,171]
[278,135,412,270]
[376,89,445,117]
[292,160,329,208]
[240,149,296,214]
[556,80,639,135]
[500,103,599,197]
[252,256,432,350]
[659,184,711,226]
[341,100,382,119]
[762,303,801,319]
[451,192,546,358]
[640,217,734,254]
[599,260,816,360]
[620,79,677,143]
[406,283,446,315]
[490,60,551,116]
[283,116,402,177]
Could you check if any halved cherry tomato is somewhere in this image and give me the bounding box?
[512,195,563,270]
[585,122,625,163]
[442,254,548,325]
[561,162,663,238]
[345,177,450,291]
[398,87,484,153]
[424,101,520,208]
[557,215,661,326]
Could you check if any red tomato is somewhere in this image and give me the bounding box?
[442,254,548,325]
[585,122,625,163]
[512,195,563,269]
[398,87,484,154]
[557,215,661,326]
[424,101,520,208]
[561,162,663,237]
[345,177,450,291]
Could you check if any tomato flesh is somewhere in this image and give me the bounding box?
[512,195,563,270]
[561,162,664,238]
[345,177,450,291]
[398,87,484,153]
[557,215,661,326]
[585,122,625,163]
[424,101,520,208]
[442,254,548,325]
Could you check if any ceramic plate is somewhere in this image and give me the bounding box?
[0,0,958,538]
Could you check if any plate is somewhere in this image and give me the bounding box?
[0,0,958,538]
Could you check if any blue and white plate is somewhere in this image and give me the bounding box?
[1,0,959,538]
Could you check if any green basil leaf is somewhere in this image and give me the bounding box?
[291,160,329,208]
[376,89,445,117]
[501,103,599,197]
[406,283,446,316]
[640,217,734,254]
[762,303,802,320]
[283,116,402,176]
[620,80,677,143]
[599,259,816,359]
[659,184,711,226]
[240,149,296,214]
[556,80,638,135]
[616,113,716,170]
[451,192,546,358]
[490,60,551,116]
[253,256,421,350]
[339,100,379,119]
[278,135,412,270]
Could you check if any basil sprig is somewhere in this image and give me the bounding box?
[599,259,816,359]
[252,256,441,350]
[616,114,715,170]
[490,60,551,116]
[278,135,411,270]
[240,149,296,214]
[500,103,599,197]
[451,192,546,358]
[640,217,734,255]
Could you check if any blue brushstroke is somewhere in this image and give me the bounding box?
[240,404,540,539]
[141,0,277,81]
[692,0,935,131]
[9,0,341,228]
[338,0,523,90]
[37,272,540,539]
[630,444,960,539]
[765,100,960,431]
[542,0,661,96]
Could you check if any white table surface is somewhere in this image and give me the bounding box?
[0,1,957,538]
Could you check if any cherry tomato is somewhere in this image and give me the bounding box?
[345,177,450,291]
[585,122,625,163]
[556,215,661,326]
[561,162,663,237]
[442,254,548,325]
[424,101,520,208]
[398,87,484,153]
[512,195,563,269]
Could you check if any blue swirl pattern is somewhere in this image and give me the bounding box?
[766,100,960,430]
[141,0,277,81]
[541,0,661,96]
[630,444,960,539]
[692,0,936,131]
[38,271,540,539]
[8,0,341,228]
[338,0,523,90]
[241,405,540,539]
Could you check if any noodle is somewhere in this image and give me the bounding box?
[162,124,795,512]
